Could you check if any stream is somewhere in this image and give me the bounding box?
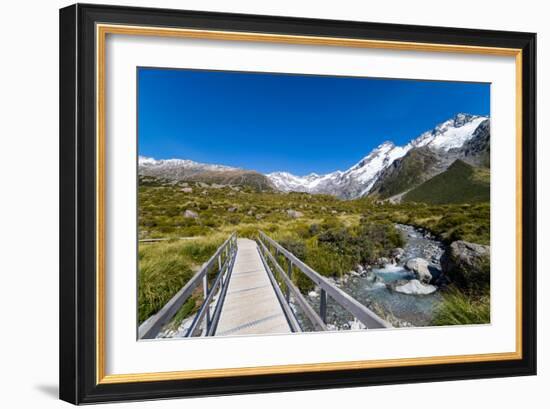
[298,224,446,330]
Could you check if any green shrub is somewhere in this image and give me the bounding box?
[292,270,315,293]
[277,238,307,260]
[180,225,210,236]
[236,225,258,239]
[304,243,356,277]
[228,215,241,225]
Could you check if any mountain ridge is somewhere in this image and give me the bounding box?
[269,113,489,198]
[138,157,275,191]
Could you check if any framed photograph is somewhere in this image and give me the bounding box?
[59,3,536,404]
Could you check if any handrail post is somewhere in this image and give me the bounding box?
[203,273,210,334]
[320,289,327,324]
[286,260,292,303]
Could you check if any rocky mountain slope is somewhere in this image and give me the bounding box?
[139,157,274,191]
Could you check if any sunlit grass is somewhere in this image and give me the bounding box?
[138,234,225,324]
[431,287,490,326]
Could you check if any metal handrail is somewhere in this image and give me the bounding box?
[258,231,390,330]
[205,252,237,336]
[187,248,238,337]
[257,239,326,331]
[138,233,237,339]
[257,244,302,333]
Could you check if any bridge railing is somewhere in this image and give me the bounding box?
[257,231,390,330]
[138,233,237,339]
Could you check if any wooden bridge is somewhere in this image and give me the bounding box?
[138,232,390,339]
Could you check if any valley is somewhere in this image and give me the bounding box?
[138,113,491,332]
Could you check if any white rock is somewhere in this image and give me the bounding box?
[348,318,366,330]
[394,279,437,295]
[405,257,432,283]
[392,247,405,260]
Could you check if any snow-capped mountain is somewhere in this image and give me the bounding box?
[266,171,330,193]
[267,113,489,199]
[410,113,488,151]
[268,141,410,199]
[138,156,275,190]
[139,156,239,179]
[139,156,237,172]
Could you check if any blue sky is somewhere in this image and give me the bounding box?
[138,68,489,175]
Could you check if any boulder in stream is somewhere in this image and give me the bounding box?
[377,257,391,267]
[397,280,437,295]
[391,247,405,260]
[405,257,432,283]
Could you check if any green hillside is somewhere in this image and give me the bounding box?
[370,147,440,199]
[403,160,489,204]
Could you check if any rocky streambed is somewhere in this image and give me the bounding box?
[301,224,448,329]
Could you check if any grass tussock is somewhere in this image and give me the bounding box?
[138,234,225,324]
[431,287,490,326]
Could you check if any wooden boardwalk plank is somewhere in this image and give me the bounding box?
[215,238,291,336]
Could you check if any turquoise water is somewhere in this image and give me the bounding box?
[294,224,445,330]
